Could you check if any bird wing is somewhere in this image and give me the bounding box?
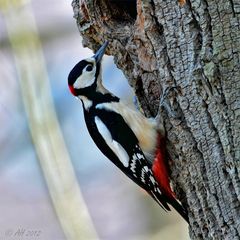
[94,107,170,211]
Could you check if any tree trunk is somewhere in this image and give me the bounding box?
[71,0,240,239]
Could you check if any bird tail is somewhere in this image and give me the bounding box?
[167,197,189,223]
[152,134,189,223]
[150,187,189,223]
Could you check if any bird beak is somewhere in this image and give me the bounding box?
[93,41,109,63]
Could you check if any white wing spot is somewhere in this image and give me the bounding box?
[150,175,155,184]
[130,158,137,173]
[143,166,149,172]
[136,153,144,159]
[95,116,129,167]
[141,169,146,183]
[132,154,137,161]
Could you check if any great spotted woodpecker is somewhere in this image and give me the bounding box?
[68,41,188,222]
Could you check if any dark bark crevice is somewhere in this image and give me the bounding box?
[229,0,236,17]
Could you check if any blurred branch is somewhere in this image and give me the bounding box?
[1,1,98,239]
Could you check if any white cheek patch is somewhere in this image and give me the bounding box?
[73,74,95,89]
[73,68,95,89]
[95,116,129,167]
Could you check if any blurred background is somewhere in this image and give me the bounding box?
[0,0,188,239]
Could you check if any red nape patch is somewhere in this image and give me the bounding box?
[69,85,77,96]
[152,134,176,199]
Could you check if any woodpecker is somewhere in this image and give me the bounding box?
[68,41,188,223]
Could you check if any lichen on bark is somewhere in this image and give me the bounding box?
[71,0,240,239]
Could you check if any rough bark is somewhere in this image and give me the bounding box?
[71,0,240,239]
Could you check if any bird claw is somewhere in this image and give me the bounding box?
[155,87,178,124]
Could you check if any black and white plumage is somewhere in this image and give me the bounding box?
[68,41,188,222]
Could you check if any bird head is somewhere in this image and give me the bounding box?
[68,41,108,96]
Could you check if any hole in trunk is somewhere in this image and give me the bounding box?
[108,0,137,21]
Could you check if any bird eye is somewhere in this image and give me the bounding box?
[86,65,93,72]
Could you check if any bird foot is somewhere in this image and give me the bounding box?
[155,87,178,125]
